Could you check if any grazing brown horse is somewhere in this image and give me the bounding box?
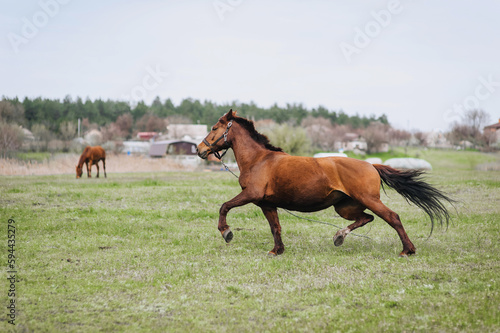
[76,146,107,179]
[197,110,454,257]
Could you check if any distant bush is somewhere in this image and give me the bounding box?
[262,124,312,156]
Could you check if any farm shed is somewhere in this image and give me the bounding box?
[149,140,198,157]
[149,139,201,167]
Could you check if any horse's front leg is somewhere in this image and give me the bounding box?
[85,162,90,178]
[260,206,284,256]
[218,191,255,243]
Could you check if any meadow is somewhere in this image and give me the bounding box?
[0,150,499,332]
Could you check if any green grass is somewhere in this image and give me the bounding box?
[346,147,499,171]
[345,148,410,161]
[14,152,52,162]
[0,151,499,332]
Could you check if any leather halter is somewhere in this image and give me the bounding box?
[202,121,232,160]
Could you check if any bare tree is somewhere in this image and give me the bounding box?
[114,113,133,139]
[301,116,336,151]
[464,109,490,139]
[31,124,53,152]
[448,109,491,148]
[101,123,124,141]
[413,131,427,146]
[0,122,24,157]
[81,118,98,133]
[363,122,389,154]
[59,121,76,151]
[388,128,411,146]
[136,113,166,132]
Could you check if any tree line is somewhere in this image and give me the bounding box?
[0,95,389,156]
[1,95,495,157]
[2,95,388,132]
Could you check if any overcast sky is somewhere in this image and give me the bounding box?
[1,0,499,131]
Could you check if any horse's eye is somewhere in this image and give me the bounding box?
[212,127,217,131]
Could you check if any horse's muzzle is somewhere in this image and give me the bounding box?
[196,144,209,159]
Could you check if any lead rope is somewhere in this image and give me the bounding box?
[216,154,372,240]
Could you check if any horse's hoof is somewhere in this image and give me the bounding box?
[399,250,415,258]
[333,228,350,247]
[222,229,233,243]
[333,234,344,247]
[267,251,277,257]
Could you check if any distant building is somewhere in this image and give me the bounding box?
[149,139,200,167]
[136,132,158,141]
[484,118,500,145]
[148,123,211,167]
[425,130,452,149]
[149,140,198,157]
[334,133,370,152]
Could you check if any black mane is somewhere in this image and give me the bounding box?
[234,117,283,152]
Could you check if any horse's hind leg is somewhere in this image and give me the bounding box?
[333,197,373,247]
[363,198,416,257]
[261,206,284,256]
[103,159,107,178]
[96,162,100,178]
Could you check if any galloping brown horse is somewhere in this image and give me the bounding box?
[197,110,454,257]
[76,146,107,178]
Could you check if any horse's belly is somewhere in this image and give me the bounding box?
[263,187,347,212]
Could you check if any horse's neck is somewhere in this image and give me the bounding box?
[77,155,86,167]
[231,130,269,172]
[78,149,89,166]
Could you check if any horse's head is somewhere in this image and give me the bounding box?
[76,165,83,178]
[197,109,237,160]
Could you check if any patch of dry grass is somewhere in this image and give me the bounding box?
[0,154,189,176]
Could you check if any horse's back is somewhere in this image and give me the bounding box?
[94,146,106,159]
[85,146,106,161]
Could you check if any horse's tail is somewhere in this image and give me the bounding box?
[373,164,455,234]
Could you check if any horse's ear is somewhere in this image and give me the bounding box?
[226,109,237,120]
